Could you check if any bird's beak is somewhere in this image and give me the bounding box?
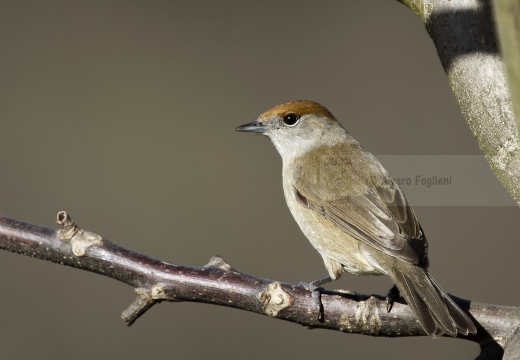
[235,120,268,133]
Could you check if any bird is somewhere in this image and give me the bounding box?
[235,100,476,338]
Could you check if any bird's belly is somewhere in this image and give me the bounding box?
[283,183,384,276]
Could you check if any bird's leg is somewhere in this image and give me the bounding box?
[300,276,333,321]
[386,284,400,313]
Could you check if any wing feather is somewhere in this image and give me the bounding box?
[292,144,428,267]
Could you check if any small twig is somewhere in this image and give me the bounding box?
[0,212,518,359]
[122,292,157,326]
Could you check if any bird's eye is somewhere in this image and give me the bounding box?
[282,113,300,126]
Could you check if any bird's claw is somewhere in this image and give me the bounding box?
[386,284,400,313]
[300,281,324,321]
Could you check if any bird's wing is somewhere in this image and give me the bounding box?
[292,152,428,267]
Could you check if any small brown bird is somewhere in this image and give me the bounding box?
[236,100,476,338]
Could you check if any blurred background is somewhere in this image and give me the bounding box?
[0,1,517,359]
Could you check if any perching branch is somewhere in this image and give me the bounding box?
[0,212,518,359]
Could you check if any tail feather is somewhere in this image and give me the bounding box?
[428,274,477,336]
[388,262,476,338]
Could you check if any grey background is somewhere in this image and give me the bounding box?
[0,1,518,359]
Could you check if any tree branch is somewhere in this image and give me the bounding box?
[502,327,520,360]
[492,0,520,131]
[0,212,518,358]
[397,0,520,206]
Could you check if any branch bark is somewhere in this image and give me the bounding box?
[502,327,520,360]
[397,0,520,207]
[0,212,518,359]
[492,0,520,131]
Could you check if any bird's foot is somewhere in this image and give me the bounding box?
[386,284,400,313]
[300,276,332,321]
[300,281,323,320]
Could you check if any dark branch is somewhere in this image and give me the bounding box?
[0,212,517,358]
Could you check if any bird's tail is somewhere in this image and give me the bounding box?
[387,262,477,338]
